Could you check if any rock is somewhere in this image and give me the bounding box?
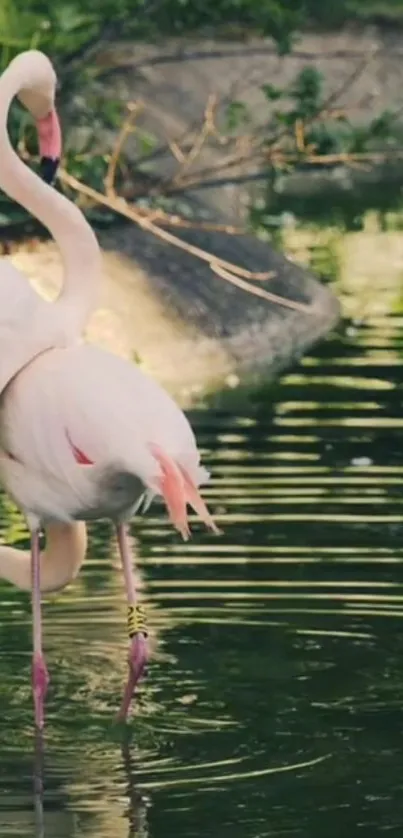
[8,219,339,407]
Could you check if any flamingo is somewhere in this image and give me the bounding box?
[0,50,219,730]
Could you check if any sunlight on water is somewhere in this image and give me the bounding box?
[2,219,403,836]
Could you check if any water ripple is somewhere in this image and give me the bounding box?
[1,297,403,836]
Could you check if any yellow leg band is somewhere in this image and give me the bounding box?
[127,604,148,638]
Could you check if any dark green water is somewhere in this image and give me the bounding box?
[2,248,403,836]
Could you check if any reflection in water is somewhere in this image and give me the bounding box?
[31,729,149,838]
[33,733,44,838]
[3,216,403,835]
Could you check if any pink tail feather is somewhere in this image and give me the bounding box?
[149,444,220,539]
[179,465,221,534]
[150,444,190,540]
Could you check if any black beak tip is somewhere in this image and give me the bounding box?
[39,156,60,185]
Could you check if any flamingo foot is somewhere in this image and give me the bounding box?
[117,633,149,722]
[32,653,49,730]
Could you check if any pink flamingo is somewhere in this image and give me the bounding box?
[0,51,218,730]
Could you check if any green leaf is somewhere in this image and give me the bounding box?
[369,110,397,140]
[224,100,249,132]
[272,109,296,128]
[290,66,324,119]
[137,130,156,156]
[52,4,98,32]
[261,83,283,102]
[101,99,124,129]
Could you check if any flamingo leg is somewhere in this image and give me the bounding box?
[116,523,148,722]
[31,530,49,730]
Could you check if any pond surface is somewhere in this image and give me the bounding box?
[1,219,403,836]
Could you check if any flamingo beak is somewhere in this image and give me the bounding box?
[36,109,62,185]
[39,156,59,185]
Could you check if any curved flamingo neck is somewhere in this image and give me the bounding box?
[0,522,87,592]
[0,52,101,338]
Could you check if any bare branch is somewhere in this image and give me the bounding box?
[210,263,310,312]
[59,168,315,313]
[104,100,144,197]
[60,169,269,278]
[169,93,219,184]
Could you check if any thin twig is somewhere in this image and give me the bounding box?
[320,49,378,114]
[171,93,219,184]
[160,52,380,194]
[110,199,245,233]
[167,139,186,163]
[295,118,305,152]
[156,214,245,234]
[104,101,144,197]
[161,138,263,194]
[268,149,403,166]
[210,263,312,313]
[60,168,273,280]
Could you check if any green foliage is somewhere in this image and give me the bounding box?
[307,232,341,284]
[2,0,403,78]
[0,0,303,67]
[3,0,402,76]
[241,64,403,240]
[290,66,322,119]
[303,0,403,27]
[261,83,283,102]
[226,65,402,166]
[224,101,250,132]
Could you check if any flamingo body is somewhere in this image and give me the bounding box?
[0,261,60,393]
[0,49,218,729]
[0,343,209,526]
